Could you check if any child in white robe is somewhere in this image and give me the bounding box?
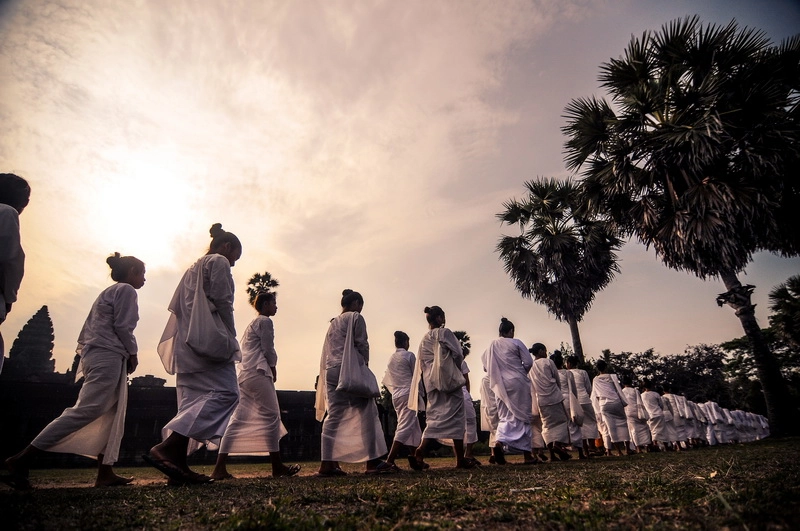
[212,292,300,479]
[5,253,145,489]
[0,173,30,375]
[315,289,389,476]
[383,331,422,470]
[147,224,242,484]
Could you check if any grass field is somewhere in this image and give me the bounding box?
[2,438,798,530]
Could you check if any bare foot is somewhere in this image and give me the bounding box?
[95,474,134,487]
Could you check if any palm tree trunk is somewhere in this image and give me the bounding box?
[718,270,799,436]
[567,316,585,364]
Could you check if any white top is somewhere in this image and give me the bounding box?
[641,390,664,418]
[77,283,139,359]
[323,311,368,369]
[481,337,532,421]
[529,357,562,406]
[591,373,627,405]
[238,315,277,382]
[383,348,416,398]
[157,254,240,374]
[569,368,593,404]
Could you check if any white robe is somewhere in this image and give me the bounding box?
[530,358,569,445]
[382,348,422,447]
[218,315,287,455]
[157,254,241,450]
[317,312,386,462]
[621,387,651,447]
[591,374,630,443]
[482,338,533,453]
[557,369,583,446]
[570,368,599,439]
[480,375,499,446]
[31,283,139,465]
[409,328,465,440]
[641,390,667,442]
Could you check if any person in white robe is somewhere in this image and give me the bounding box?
[620,376,652,452]
[146,224,242,485]
[383,330,422,470]
[437,355,481,464]
[480,374,501,460]
[408,305,474,470]
[5,253,145,489]
[551,351,586,459]
[482,318,537,464]
[641,380,668,450]
[566,355,600,457]
[211,292,300,479]
[315,290,389,476]
[529,343,572,461]
[529,379,549,461]
[698,402,718,445]
[0,173,30,375]
[591,359,631,456]
[662,387,688,449]
[658,385,681,450]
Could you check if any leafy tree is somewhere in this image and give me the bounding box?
[497,178,622,362]
[453,330,471,357]
[245,271,279,305]
[769,275,800,349]
[562,16,800,434]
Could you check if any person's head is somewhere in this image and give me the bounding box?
[208,223,242,266]
[499,317,514,338]
[595,359,608,374]
[0,173,31,214]
[620,374,633,387]
[106,253,145,289]
[254,291,277,317]
[550,350,564,369]
[341,289,364,312]
[424,306,446,328]
[565,355,580,369]
[530,342,547,359]
[656,385,665,395]
[394,330,410,350]
[642,379,653,391]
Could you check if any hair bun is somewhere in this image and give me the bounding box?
[500,317,509,323]
[106,252,121,267]
[424,306,431,313]
[342,289,353,296]
[209,223,224,238]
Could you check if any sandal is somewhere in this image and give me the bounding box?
[407,455,429,471]
[273,464,301,477]
[315,467,347,477]
[493,444,506,465]
[143,454,213,484]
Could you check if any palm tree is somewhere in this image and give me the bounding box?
[453,330,471,357]
[562,16,800,434]
[769,275,800,350]
[245,271,280,305]
[497,178,622,362]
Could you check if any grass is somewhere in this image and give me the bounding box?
[2,438,799,530]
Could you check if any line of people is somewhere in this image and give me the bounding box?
[0,172,770,488]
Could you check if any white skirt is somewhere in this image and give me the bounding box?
[391,392,421,447]
[32,349,128,465]
[321,365,387,462]
[163,363,240,450]
[218,371,288,454]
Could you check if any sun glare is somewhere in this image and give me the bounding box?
[88,149,195,271]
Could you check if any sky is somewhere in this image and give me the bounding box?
[1,0,798,395]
